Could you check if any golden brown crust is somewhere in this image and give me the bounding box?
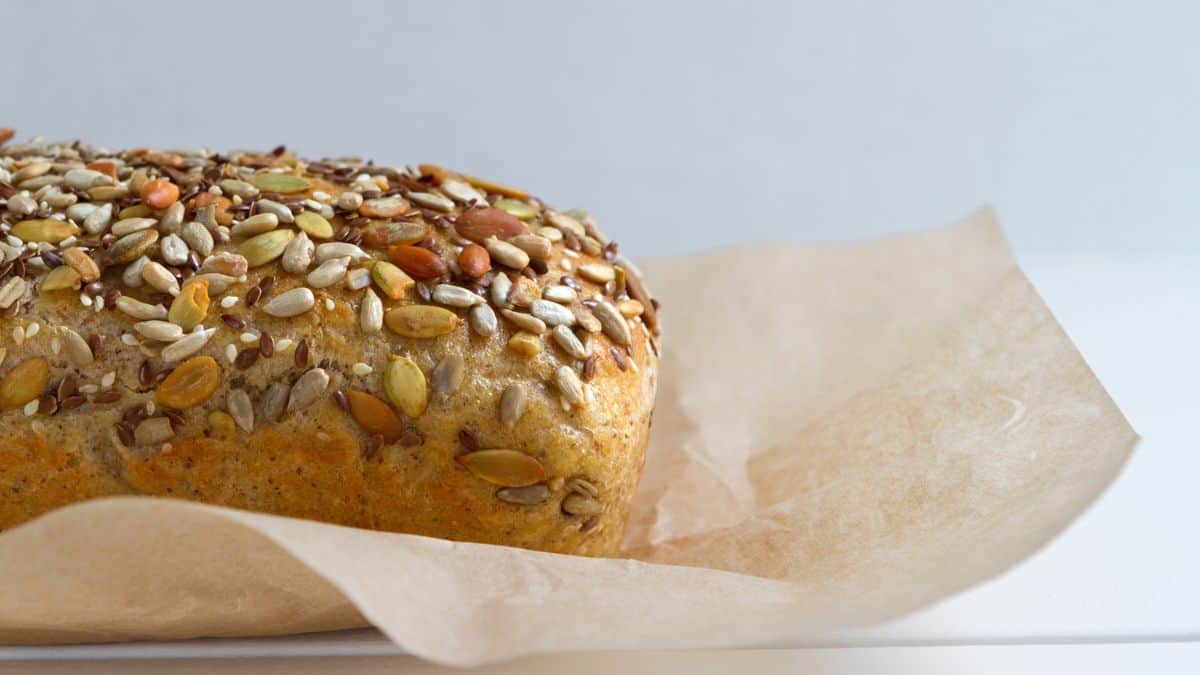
[0,133,659,556]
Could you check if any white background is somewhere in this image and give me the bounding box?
[4,0,1197,669]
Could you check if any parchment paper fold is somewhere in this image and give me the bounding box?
[0,209,1136,666]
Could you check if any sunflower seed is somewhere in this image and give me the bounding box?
[542,284,577,303]
[64,168,110,191]
[282,230,314,273]
[499,384,527,428]
[566,477,600,499]
[314,241,368,264]
[200,252,249,277]
[468,303,497,336]
[440,179,486,205]
[141,260,180,295]
[552,325,589,359]
[508,276,541,308]
[484,237,530,270]
[116,295,167,320]
[111,217,157,236]
[61,327,95,367]
[490,272,512,308]
[430,354,465,395]
[262,287,315,317]
[579,262,615,283]
[218,179,259,199]
[191,273,236,294]
[6,193,36,215]
[160,233,190,266]
[407,191,455,212]
[509,234,552,261]
[82,202,113,234]
[336,191,363,211]
[135,320,184,342]
[134,417,175,445]
[555,365,586,408]
[0,277,26,309]
[547,212,586,238]
[531,299,576,327]
[593,300,631,345]
[496,484,550,505]
[231,212,279,237]
[499,309,547,334]
[306,255,350,288]
[161,327,215,362]
[180,221,214,256]
[255,198,294,223]
[288,367,329,413]
[432,283,483,307]
[159,201,185,233]
[561,493,603,516]
[259,381,290,422]
[66,202,98,222]
[227,388,254,432]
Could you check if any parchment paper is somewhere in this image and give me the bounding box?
[0,209,1136,666]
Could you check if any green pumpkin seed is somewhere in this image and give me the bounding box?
[239,229,295,267]
[294,211,334,239]
[251,173,311,194]
[493,199,537,221]
[11,219,80,244]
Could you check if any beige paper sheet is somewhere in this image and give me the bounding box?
[0,209,1136,666]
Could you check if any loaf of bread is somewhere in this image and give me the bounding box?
[0,130,659,556]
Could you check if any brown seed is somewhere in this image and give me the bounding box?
[458,244,490,278]
[0,357,49,410]
[93,389,122,404]
[62,247,101,283]
[331,387,349,411]
[245,285,263,308]
[457,449,546,488]
[221,313,245,330]
[453,207,525,242]
[263,274,280,292]
[235,347,260,370]
[57,374,77,401]
[156,356,221,410]
[344,389,405,443]
[37,394,57,416]
[138,360,154,387]
[59,395,86,410]
[458,427,479,452]
[294,338,310,367]
[582,355,598,381]
[260,331,275,358]
[609,346,629,371]
[387,245,446,280]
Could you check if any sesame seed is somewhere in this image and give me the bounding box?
[239,332,258,344]
[323,298,334,311]
[220,295,238,308]
[225,344,238,363]
[101,371,116,388]
[121,333,139,346]
[23,400,38,416]
[351,362,373,376]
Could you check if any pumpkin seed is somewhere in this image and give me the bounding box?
[432,284,483,308]
[61,327,94,368]
[384,356,426,418]
[361,287,383,333]
[12,219,79,243]
[281,230,314,273]
[230,212,279,237]
[496,484,550,505]
[457,450,545,487]
[168,279,210,331]
[344,389,404,442]
[262,287,315,317]
[499,384,527,428]
[295,211,334,239]
[306,255,351,288]
[0,357,49,410]
[227,388,255,432]
[468,303,497,336]
[384,305,462,338]
[119,204,153,220]
[155,355,221,409]
[240,228,294,267]
[593,300,631,345]
[251,173,310,193]
[507,331,543,358]
[430,354,465,396]
[555,365,586,407]
[288,367,330,413]
[493,198,537,221]
[371,261,414,300]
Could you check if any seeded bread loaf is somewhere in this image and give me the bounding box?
[0,130,659,556]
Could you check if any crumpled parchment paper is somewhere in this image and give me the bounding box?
[0,209,1136,666]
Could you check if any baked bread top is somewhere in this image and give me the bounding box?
[0,129,660,550]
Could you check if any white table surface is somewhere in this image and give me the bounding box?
[3,252,1195,670]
